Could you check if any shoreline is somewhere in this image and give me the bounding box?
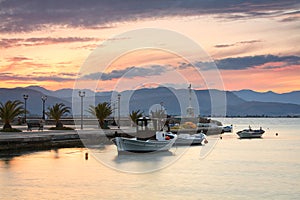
[0,127,124,152]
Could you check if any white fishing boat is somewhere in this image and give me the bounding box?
[197,123,223,135]
[175,132,208,145]
[222,125,233,133]
[236,126,265,138]
[112,131,177,153]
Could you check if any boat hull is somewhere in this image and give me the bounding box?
[237,129,265,139]
[197,125,223,135]
[175,138,204,145]
[112,137,176,153]
[175,133,206,145]
[222,126,233,133]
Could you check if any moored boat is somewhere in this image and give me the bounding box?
[236,126,265,138]
[112,131,177,153]
[175,132,207,145]
[222,125,233,133]
[197,123,223,135]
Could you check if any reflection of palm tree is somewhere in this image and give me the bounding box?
[88,102,112,129]
[129,110,143,126]
[0,100,24,129]
[46,103,70,128]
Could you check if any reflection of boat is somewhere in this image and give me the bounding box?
[175,133,207,145]
[114,151,173,162]
[197,123,223,135]
[236,126,265,138]
[112,131,177,153]
[222,125,233,133]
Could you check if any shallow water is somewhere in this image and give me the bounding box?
[1,118,300,200]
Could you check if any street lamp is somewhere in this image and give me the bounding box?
[41,95,47,120]
[78,91,85,130]
[117,93,121,129]
[23,94,28,122]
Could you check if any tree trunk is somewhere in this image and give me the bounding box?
[56,121,63,128]
[3,123,12,129]
[99,120,105,129]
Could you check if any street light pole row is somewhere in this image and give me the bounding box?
[23,94,48,121]
[22,91,120,130]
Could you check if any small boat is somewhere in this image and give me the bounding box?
[197,123,223,135]
[236,126,265,138]
[175,132,208,145]
[222,125,233,133]
[112,131,177,153]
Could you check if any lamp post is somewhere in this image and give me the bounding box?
[117,93,121,129]
[78,91,85,130]
[41,96,47,120]
[23,94,28,122]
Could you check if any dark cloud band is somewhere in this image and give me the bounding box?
[0,0,298,33]
[83,65,167,81]
[202,55,300,70]
[0,37,98,48]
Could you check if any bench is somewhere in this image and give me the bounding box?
[27,121,44,131]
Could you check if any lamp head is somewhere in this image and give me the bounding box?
[23,94,28,100]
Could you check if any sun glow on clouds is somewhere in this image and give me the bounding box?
[0,1,299,92]
[80,48,207,92]
[221,63,300,93]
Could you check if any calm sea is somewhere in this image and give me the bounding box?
[1,118,300,200]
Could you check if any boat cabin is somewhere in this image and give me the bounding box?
[136,117,166,140]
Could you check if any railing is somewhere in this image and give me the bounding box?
[1,117,132,126]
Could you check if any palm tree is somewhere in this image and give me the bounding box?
[129,109,143,126]
[0,100,24,129]
[88,102,112,129]
[46,103,70,128]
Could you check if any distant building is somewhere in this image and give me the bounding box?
[186,84,195,117]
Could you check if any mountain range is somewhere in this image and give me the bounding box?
[233,90,300,105]
[0,86,300,117]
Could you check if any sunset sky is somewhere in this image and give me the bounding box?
[0,0,299,93]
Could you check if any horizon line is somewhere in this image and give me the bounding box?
[0,85,299,94]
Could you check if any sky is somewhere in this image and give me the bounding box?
[0,0,299,93]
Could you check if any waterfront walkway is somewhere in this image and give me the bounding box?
[0,125,135,151]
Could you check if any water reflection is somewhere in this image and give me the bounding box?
[112,151,176,173]
[0,149,37,160]
[114,151,174,163]
[53,148,59,159]
[1,157,13,168]
[0,147,79,166]
[0,150,38,168]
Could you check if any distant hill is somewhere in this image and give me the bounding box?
[233,90,300,105]
[226,101,300,117]
[0,87,71,117]
[1,87,300,117]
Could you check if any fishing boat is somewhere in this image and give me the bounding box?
[112,131,177,153]
[197,122,223,135]
[222,125,233,133]
[175,132,208,145]
[236,126,265,138]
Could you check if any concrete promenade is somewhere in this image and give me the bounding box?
[0,125,135,151]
